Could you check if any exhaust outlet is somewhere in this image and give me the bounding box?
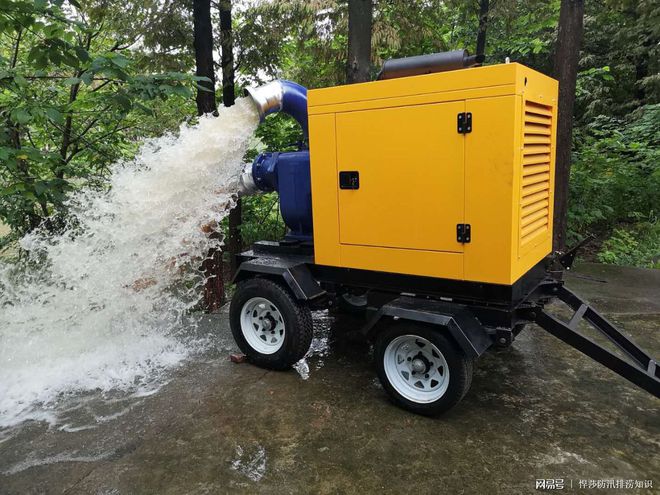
[377,49,484,80]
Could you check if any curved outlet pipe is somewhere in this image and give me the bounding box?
[244,80,308,138]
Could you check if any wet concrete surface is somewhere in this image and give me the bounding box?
[0,263,658,494]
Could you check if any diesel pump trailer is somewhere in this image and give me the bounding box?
[230,50,659,415]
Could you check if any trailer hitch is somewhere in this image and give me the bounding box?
[525,282,659,398]
[546,235,595,278]
[558,235,595,270]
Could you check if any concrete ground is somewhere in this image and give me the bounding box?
[0,263,658,494]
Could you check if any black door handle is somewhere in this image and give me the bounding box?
[339,171,359,189]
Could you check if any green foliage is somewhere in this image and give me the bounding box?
[578,0,659,120]
[0,0,201,236]
[569,104,659,266]
[239,192,286,245]
[568,104,659,238]
[597,223,660,269]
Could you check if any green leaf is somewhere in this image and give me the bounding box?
[80,71,93,85]
[14,74,28,87]
[49,50,63,66]
[10,108,32,125]
[134,102,154,116]
[74,46,90,62]
[0,183,26,196]
[34,182,48,196]
[110,55,130,68]
[62,51,80,68]
[112,93,132,111]
[45,107,63,123]
[171,85,191,97]
[63,77,81,85]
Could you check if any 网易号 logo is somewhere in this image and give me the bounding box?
[536,479,565,490]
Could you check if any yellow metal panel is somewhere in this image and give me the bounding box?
[516,64,559,108]
[308,63,520,108]
[511,67,558,281]
[336,101,465,254]
[308,85,515,116]
[464,95,519,284]
[339,244,463,280]
[308,113,340,266]
[306,62,559,286]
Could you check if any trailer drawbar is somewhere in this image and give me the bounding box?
[229,51,659,416]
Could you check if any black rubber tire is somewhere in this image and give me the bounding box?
[374,323,474,416]
[230,278,313,371]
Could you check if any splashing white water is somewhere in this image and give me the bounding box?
[0,99,259,429]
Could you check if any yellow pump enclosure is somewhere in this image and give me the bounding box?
[307,62,558,286]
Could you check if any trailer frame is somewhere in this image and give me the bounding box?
[232,240,660,401]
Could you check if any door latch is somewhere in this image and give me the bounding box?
[339,171,360,189]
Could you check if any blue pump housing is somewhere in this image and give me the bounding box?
[252,151,313,241]
[246,80,313,241]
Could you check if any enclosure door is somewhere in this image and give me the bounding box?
[336,101,465,253]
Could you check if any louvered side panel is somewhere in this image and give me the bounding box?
[519,100,553,249]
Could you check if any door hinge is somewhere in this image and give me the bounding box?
[457,224,471,243]
[457,112,472,134]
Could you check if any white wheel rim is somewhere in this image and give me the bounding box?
[383,335,450,403]
[240,297,286,354]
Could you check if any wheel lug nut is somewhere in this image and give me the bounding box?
[407,357,411,361]
[425,374,429,379]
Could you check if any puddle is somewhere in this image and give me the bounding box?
[230,444,267,482]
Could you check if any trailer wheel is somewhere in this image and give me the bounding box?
[375,324,473,416]
[230,278,313,371]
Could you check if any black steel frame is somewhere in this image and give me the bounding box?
[233,240,660,399]
[524,282,659,398]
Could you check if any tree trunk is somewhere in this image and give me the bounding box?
[219,0,235,108]
[346,0,372,84]
[193,0,222,309]
[227,198,241,276]
[201,250,224,312]
[192,0,217,115]
[552,0,584,252]
[476,0,489,56]
[219,0,242,278]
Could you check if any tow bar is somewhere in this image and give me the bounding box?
[526,281,660,398]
